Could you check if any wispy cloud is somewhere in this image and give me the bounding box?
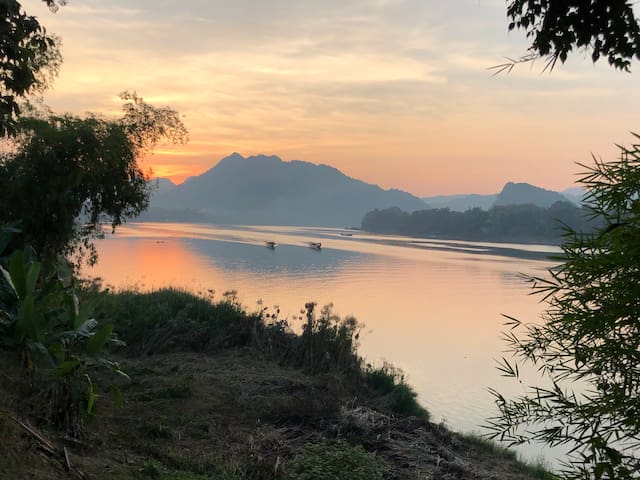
[28,0,640,194]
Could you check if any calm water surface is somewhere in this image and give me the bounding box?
[86,222,564,464]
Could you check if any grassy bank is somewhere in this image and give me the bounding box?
[0,286,553,479]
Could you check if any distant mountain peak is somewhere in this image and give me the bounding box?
[154,177,176,186]
[246,154,282,161]
[245,154,284,166]
[213,153,288,172]
[150,152,427,226]
[496,182,569,208]
[421,181,576,211]
[215,152,245,166]
[149,177,177,196]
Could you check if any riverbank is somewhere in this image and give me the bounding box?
[0,287,553,479]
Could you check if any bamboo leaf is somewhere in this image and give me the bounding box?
[496,357,518,378]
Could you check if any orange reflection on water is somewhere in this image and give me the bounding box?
[91,237,224,292]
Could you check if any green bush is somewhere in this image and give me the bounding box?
[297,302,362,376]
[0,246,126,436]
[86,287,256,355]
[139,459,240,480]
[365,362,429,419]
[288,441,389,480]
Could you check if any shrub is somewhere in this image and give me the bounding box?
[297,302,362,376]
[87,287,255,355]
[0,246,126,436]
[365,362,429,419]
[288,441,389,480]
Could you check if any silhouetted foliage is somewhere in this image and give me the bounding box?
[0,0,64,136]
[362,201,598,244]
[487,140,640,479]
[499,0,640,72]
[0,93,187,265]
[0,241,126,437]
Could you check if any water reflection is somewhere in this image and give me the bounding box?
[87,222,561,464]
[185,238,371,276]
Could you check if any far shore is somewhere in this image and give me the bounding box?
[124,220,563,261]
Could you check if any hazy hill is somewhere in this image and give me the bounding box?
[149,153,427,226]
[421,193,497,211]
[151,177,176,195]
[422,183,576,212]
[561,186,587,205]
[495,182,569,208]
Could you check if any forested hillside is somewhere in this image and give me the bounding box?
[362,201,598,243]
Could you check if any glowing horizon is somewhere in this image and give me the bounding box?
[27,0,640,196]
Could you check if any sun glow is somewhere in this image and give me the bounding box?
[30,0,640,196]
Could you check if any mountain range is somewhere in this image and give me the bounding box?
[144,153,427,227]
[422,183,584,212]
[140,153,585,227]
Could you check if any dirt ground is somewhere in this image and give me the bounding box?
[0,349,550,480]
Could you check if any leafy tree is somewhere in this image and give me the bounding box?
[487,140,640,479]
[498,0,640,72]
[1,1,188,264]
[0,0,64,135]
[0,93,188,265]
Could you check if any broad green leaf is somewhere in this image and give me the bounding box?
[29,341,54,367]
[0,230,12,256]
[86,378,97,415]
[86,323,113,356]
[64,291,78,326]
[74,302,93,331]
[16,294,37,341]
[0,265,18,298]
[8,250,26,299]
[76,318,98,337]
[56,359,80,377]
[111,385,124,408]
[25,261,41,296]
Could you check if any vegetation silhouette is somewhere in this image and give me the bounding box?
[0,0,186,447]
[489,2,640,478]
[488,143,640,479]
[0,0,63,135]
[494,0,640,73]
[362,201,597,244]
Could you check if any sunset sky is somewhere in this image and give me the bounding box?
[28,0,640,196]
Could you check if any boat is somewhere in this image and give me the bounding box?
[309,242,322,250]
[265,241,276,249]
[339,233,353,237]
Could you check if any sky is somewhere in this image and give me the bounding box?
[27,0,640,196]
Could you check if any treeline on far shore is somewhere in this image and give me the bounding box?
[361,201,601,244]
